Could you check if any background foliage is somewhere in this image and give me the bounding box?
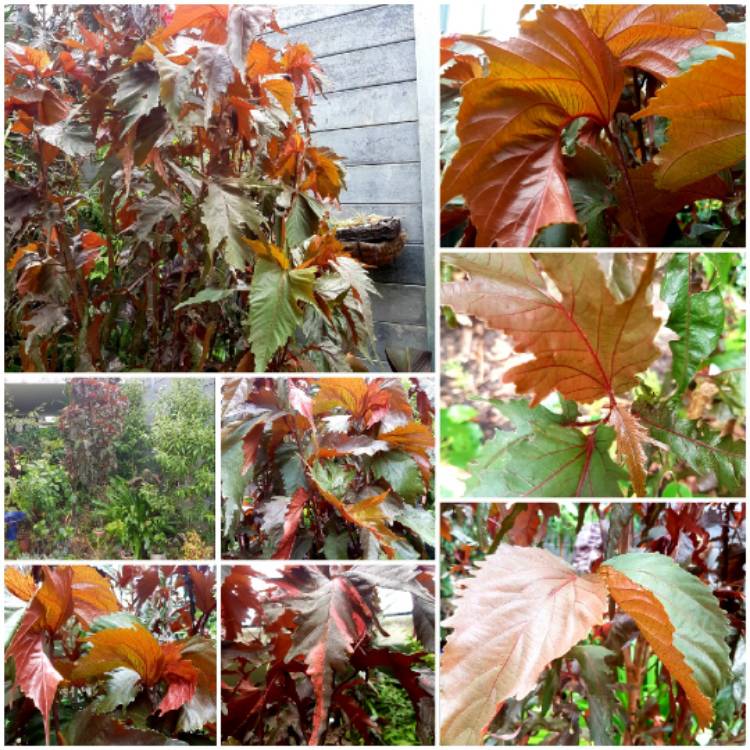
[5,378,214,559]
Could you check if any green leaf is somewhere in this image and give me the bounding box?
[662,481,693,497]
[286,193,322,249]
[88,612,141,632]
[310,461,355,499]
[602,552,732,726]
[201,181,263,268]
[222,441,246,537]
[112,64,160,134]
[661,253,724,393]
[570,645,618,745]
[37,119,95,157]
[323,531,350,560]
[94,667,141,713]
[636,401,744,494]
[174,287,235,310]
[372,451,424,500]
[248,259,317,371]
[395,504,435,546]
[466,400,626,497]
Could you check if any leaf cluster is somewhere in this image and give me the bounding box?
[221,564,435,745]
[221,377,435,559]
[4,564,217,746]
[440,4,745,247]
[441,252,746,497]
[440,502,745,746]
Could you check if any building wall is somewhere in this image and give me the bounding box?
[269,4,433,366]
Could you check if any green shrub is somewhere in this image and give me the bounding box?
[97,477,173,558]
[152,380,214,534]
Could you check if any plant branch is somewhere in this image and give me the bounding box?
[605,124,647,247]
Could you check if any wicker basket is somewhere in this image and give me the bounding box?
[335,217,405,267]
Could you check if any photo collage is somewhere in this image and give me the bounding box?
[2,2,746,747]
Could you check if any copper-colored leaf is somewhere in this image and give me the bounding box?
[5,567,36,601]
[70,566,120,628]
[441,545,608,745]
[285,575,373,743]
[442,7,623,246]
[443,253,660,405]
[610,403,648,497]
[582,4,726,79]
[633,42,745,189]
[7,624,63,745]
[272,488,308,559]
[379,422,434,458]
[72,622,165,686]
[312,378,368,416]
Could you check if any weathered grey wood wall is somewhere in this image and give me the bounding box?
[270,5,433,367]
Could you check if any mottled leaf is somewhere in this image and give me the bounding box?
[600,552,732,727]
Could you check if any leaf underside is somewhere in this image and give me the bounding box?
[440,545,608,745]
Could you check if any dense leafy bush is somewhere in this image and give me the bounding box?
[5,4,378,372]
[59,378,129,491]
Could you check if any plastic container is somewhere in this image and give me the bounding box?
[5,511,27,541]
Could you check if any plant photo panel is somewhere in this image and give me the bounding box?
[221,562,435,745]
[4,563,217,745]
[221,376,435,560]
[440,3,745,248]
[4,375,216,560]
[439,502,745,745]
[440,252,746,498]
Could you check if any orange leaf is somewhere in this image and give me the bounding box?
[633,41,745,190]
[312,378,368,416]
[155,4,230,44]
[610,403,648,497]
[243,238,289,269]
[35,566,75,634]
[599,555,731,728]
[81,231,107,249]
[262,77,295,115]
[72,622,165,686]
[379,422,434,457]
[23,46,52,72]
[441,7,623,246]
[442,253,660,406]
[246,39,282,78]
[5,567,36,601]
[70,566,120,628]
[582,4,726,79]
[441,545,608,744]
[7,242,39,271]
